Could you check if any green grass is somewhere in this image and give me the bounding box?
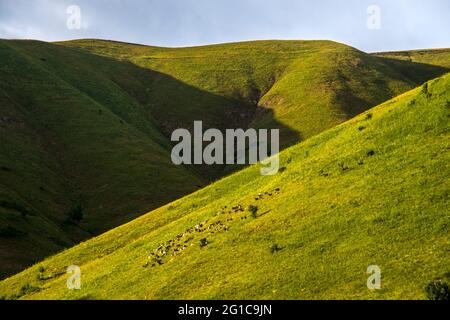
[0,40,204,278]
[1,38,448,279]
[62,39,448,146]
[372,48,450,69]
[372,48,450,84]
[1,72,448,300]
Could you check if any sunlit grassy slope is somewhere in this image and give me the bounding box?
[0,40,448,277]
[61,39,448,145]
[1,39,448,279]
[1,72,448,300]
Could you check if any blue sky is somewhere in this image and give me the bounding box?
[0,0,449,52]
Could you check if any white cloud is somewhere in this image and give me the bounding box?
[0,23,44,39]
[0,0,448,51]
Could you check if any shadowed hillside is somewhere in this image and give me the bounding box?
[372,48,450,69]
[372,48,450,84]
[0,39,448,279]
[1,72,448,300]
[61,39,449,146]
[0,70,450,299]
[0,40,205,278]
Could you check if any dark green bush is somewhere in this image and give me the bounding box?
[278,167,287,173]
[248,205,258,218]
[422,83,429,95]
[425,280,450,300]
[19,283,40,296]
[270,244,282,253]
[199,238,208,248]
[421,83,432,98]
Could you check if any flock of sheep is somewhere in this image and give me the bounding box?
[144,188,281,268]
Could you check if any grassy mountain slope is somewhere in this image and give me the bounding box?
[1,39,448,279]
[1,72,448,300]
[0,40,204,278]
[372,48,450,84]
[61,39,448,146]
[372,48,450,69]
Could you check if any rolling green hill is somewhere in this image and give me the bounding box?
[61,39,448,145]
[1,39,448,280]
[372,48,450,69]
[1,72,448,300]
[0,40,205,278]
[372,48,450,84]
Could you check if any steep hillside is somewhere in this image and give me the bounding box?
[61,39,448,146]
[1,73,448,300]
[0,40,205,278]
[372,48,450,69]
[1,39,448,279]
[372,48,450,84]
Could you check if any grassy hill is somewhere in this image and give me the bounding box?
[0,40,205,278]
[372,48,450,69]
[1,72,448,300]
[1,38,448,279]
[61,39,449,146]
[372,48,450,84]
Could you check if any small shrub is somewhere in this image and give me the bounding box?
[365,113,373,120]
[248,205,258,218]
[422,83,428,95]
[425,280,450,300]
[38,266,45,273]
[338,162,349,172]
[270,244,282,253]
[19,283,40,296]
[407,99,416,107]
[422,83,432,98]
[199,238,208,248]
[367,150,375,157]
[358,126,366,131]
[36,272,53,281]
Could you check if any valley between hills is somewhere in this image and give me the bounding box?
[0,39,448,299]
